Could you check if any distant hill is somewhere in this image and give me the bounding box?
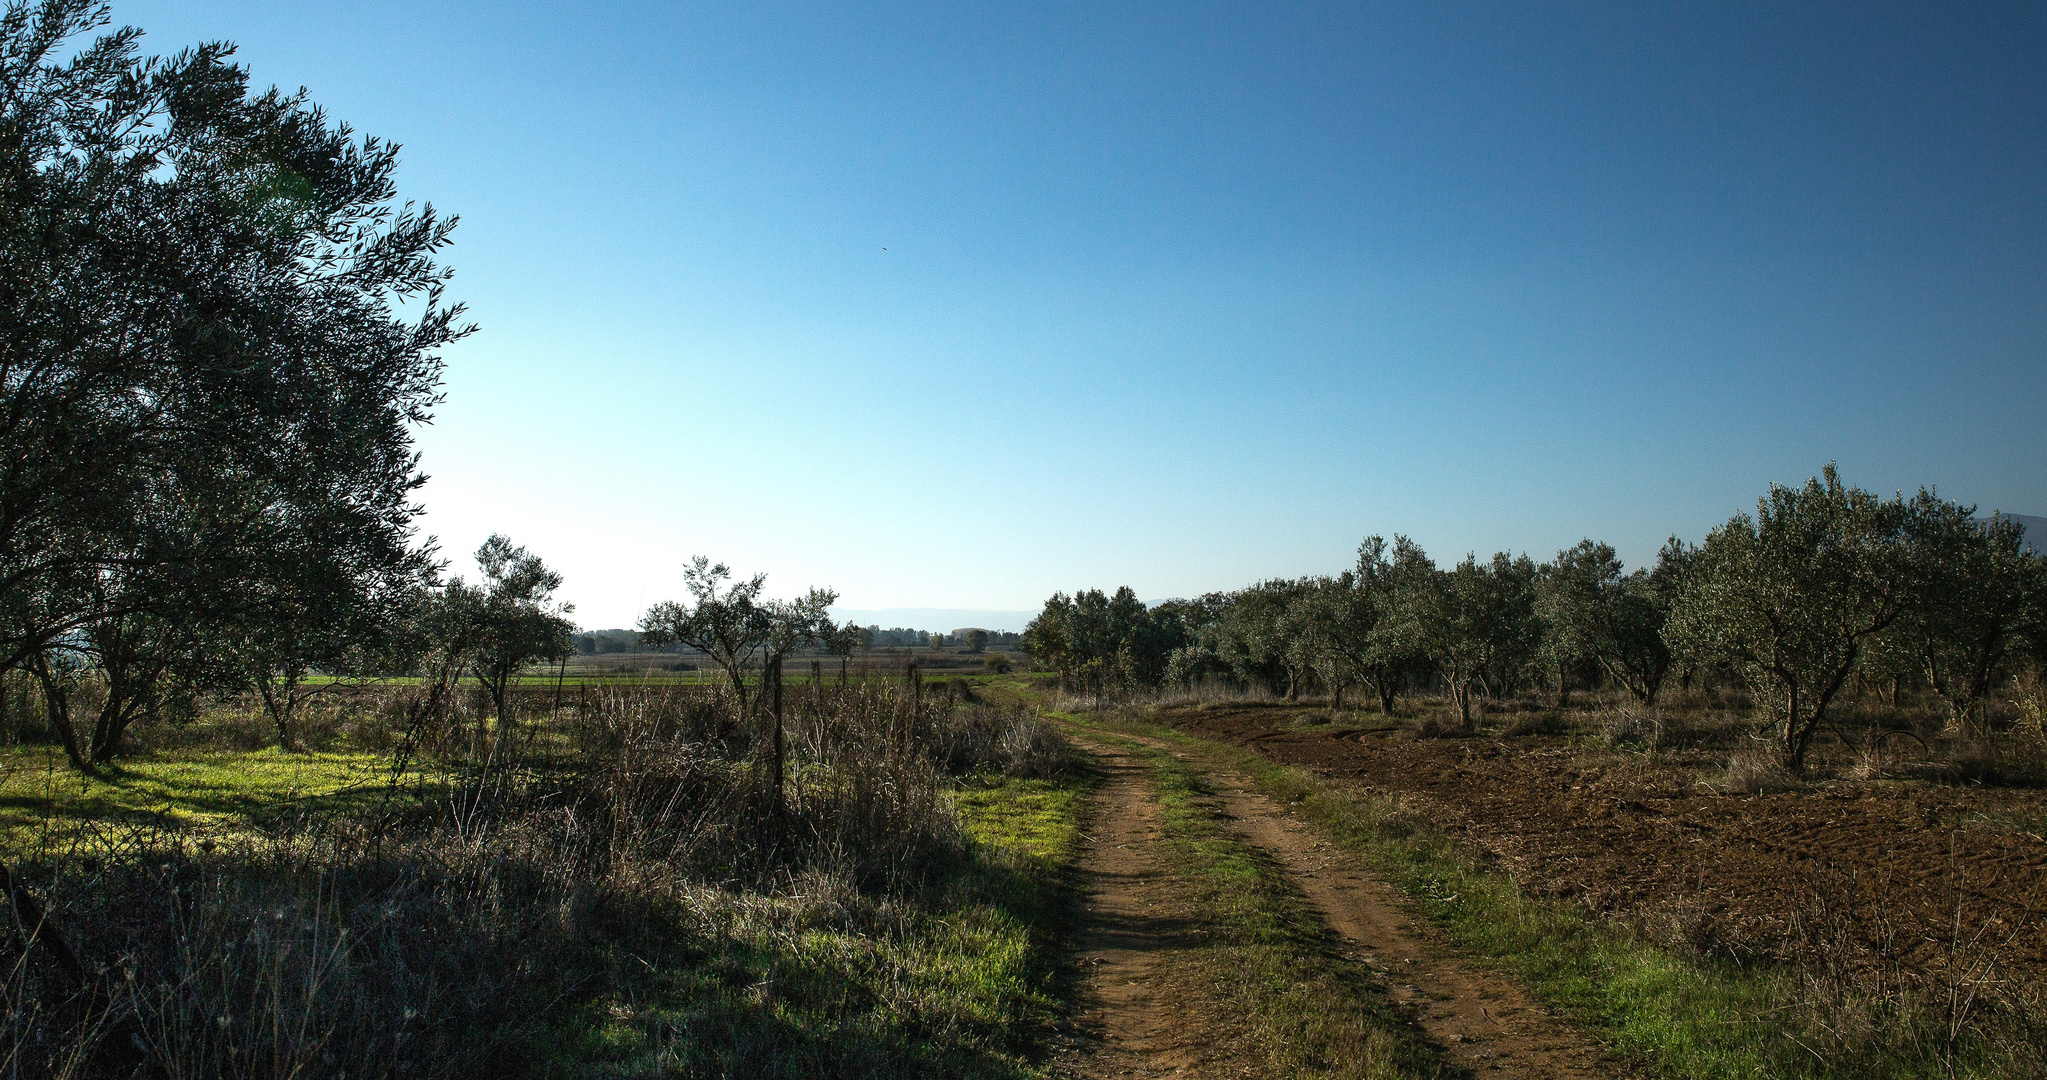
[831,608,1037,634]
[1984,513,2045,551]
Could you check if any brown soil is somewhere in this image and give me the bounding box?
[1057,729,1622,1079]
[1160,703,2047,982]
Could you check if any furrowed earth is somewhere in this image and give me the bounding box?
[1157,701,2047,981]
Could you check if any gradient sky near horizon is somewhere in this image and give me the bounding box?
[127,1,2047,628]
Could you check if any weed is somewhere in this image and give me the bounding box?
[1722,748,1808,794]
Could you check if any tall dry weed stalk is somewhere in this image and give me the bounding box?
[1781,855,2044,1077]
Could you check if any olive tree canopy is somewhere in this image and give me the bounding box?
[0,1,464,763]
[1667,466,1910,774]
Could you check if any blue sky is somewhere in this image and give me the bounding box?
[127,2,2047,627]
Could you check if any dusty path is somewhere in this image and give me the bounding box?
[1060,725,1621,1079]
[1191,752,1615,1077]
[1056,736,1259,1078]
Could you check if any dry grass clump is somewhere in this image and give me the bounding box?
[1502,711,1564,737]
[1926,729,2047,789]
[1721,747,1807,794]
[0,681,1061,1078]
[1777,863,2047,1077]
[912,702,1074,779]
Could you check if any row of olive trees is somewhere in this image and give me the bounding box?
[1019,586,1187,699]
[1169,536,1689,730]
[1040,467,2044,776]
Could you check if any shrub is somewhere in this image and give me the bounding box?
[1504,712,1564,737]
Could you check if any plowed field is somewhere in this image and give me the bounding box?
[1157,703,2047,982]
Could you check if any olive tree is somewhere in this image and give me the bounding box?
[1389,547,1537,731]
[1279,577,1354,706]
[462,536,574,750]
[1602,545,1684,706]
[1892,498,2047,731]
[1353,535,1433,713]
[31,512,215,765]
[239,516,436,751]
[1534,539,1679,707]
[0,1,463,760]
[822,619,868,685]
[1020,595,1073,685]
[1023,586,1182,698]
[1533,541,1616,708]
[639,557,770,712]
[1667,466,1910,774]
[1216,579,1313,698]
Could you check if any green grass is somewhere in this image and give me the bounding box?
[954,774,1085,862]
[536,768,1090,1079]
[1070,708,2031,1080]
[0,743,408,847]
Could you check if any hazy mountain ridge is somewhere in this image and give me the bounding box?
[1982,513,2044,550]
[831,608,1037,634]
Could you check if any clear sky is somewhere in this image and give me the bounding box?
[125,2,2047,628]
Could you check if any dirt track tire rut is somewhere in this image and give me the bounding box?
[1060,725,1623,1079]
[1056,736,1259,1078]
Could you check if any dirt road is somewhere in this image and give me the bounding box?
[1057,726,1619,1080]
[1056,734,1262,1078]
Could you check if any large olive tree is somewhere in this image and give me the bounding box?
[1667,466,1910,774]
[0,1,463,765]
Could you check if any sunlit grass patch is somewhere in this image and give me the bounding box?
[0,744,410,847]
[954,775,1084,863]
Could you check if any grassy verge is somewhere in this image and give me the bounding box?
[0,687,1094,1077]
[539,770,1089,1078]
[1,758,1090,1079]
[1066,708,2032,1080]
[1076,728,1450,1080]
